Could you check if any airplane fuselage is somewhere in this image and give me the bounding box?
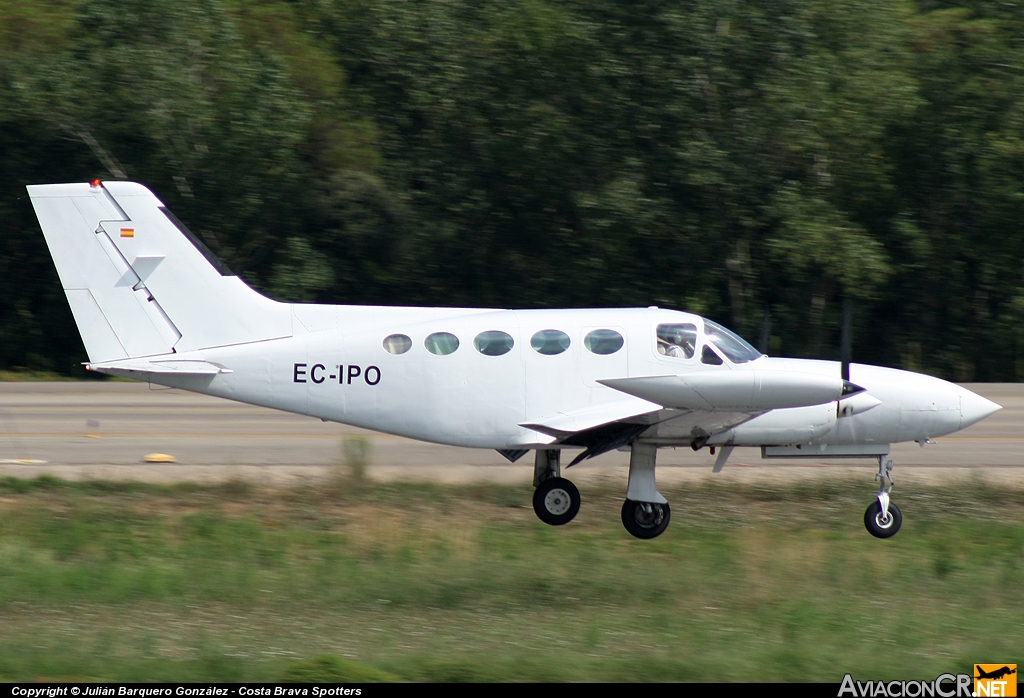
[147,305,991,453]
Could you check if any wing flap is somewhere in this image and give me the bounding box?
[520,398,661,437]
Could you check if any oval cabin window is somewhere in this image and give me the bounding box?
[584,329,624,355]
[424,332,460,355]
[474,330,514,356]
[382,334,412,355]
[530,329,570,355]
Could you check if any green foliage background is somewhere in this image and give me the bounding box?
[3,0,1024,380]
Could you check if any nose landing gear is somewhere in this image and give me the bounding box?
[865,456,902,538]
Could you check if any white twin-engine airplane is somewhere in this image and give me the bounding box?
[29,181,1001,539]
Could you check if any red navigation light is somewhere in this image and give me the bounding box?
[90,179,101,188]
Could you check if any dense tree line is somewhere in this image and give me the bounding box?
[2,0,1024,380]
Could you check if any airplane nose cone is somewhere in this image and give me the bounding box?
[959,387,1001,429]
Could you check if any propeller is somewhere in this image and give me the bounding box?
[837,296,872,415]
[840,296,853,382]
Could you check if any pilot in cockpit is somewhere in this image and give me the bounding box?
[656,323,697,359]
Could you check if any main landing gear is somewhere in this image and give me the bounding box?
[530,443,672,538]
[532,450,580,526]
[621,499,671,539]
[865,456,902,538]
[621,441,671,539]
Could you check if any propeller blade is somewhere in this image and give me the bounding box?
[840,297,853,382]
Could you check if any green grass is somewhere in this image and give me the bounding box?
[0,369,81,381]
[0,475,1021,681]
[0,368,128,382]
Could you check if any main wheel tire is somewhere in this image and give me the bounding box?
[533,477,581,526]
[621,499,671,539]
[864,500,902,539]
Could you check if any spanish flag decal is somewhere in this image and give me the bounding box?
[120,228,135,238]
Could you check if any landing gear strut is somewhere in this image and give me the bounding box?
[621,441,671,539]
[865,456,902,538]
[532,450,580,526]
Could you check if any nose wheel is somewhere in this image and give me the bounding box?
[865,456,902,538]
[864,500,902,538]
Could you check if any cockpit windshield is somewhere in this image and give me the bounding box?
[702,319,763,364]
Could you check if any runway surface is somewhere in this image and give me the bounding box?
[0,381,1021,486]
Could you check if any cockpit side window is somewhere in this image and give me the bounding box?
[656,323,696,359]
[702,319,763,364]
[701,345,724,365]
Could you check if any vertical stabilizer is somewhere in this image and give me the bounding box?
[28,182,291,362]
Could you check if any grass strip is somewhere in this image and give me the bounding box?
[0,475,1020,681]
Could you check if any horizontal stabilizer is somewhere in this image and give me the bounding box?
[599,371,848,412]
[87,357,232,377]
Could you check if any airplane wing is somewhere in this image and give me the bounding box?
[519,400,761,465]
[517,369,850,464]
